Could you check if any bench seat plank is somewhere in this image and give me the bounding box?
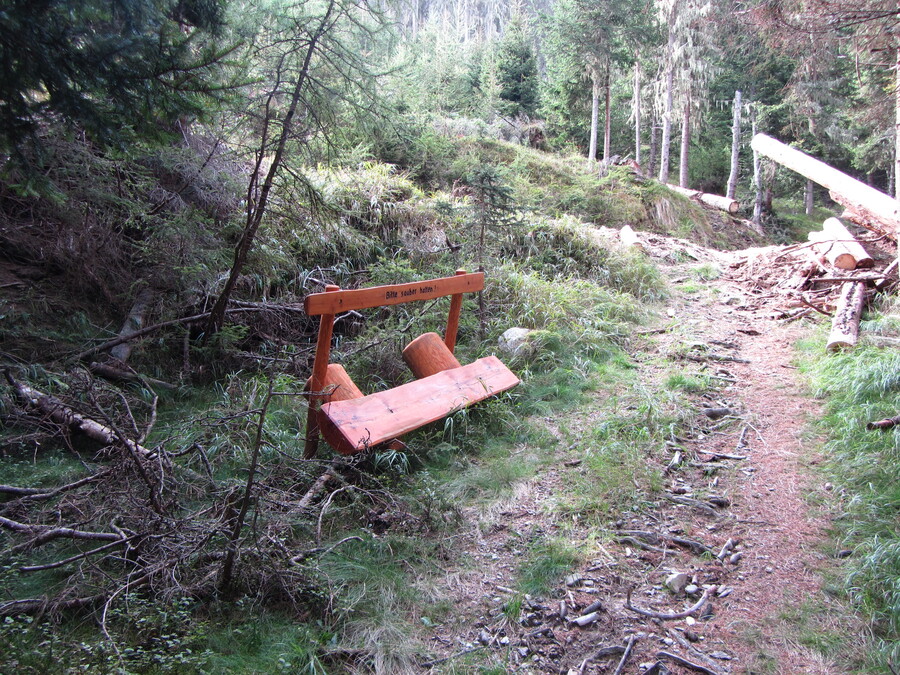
[318,356,520,455]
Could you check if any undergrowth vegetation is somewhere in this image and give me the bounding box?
[802,298,900,670]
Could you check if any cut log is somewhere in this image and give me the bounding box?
[821,218,874,268]
[665,184,739,213]
[826,282,866,352]
[619,225,645,250]
[751,134,900,239]
[403,332,462,378]
[304,363,364,403]
[807,231,857,270]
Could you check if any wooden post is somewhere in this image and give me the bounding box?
[304,285,339,459]
[444,269,466,353]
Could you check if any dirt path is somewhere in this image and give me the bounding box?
[429,240,844,675]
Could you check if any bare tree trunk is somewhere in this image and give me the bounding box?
[603,67,612,162]
[588,71,600,163]
[110,288,155,363]
[805,179,814,215]
[205,0,337,337]
[726,90,741,200]
[659,29,675,184]
[895,42,900,199]
[751,105,763,226]
[649,120,658,177]
[634,60,642,167]
[679,95,690,188]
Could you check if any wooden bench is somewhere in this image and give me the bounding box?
[303,270,520,457]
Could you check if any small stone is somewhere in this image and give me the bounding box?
[824,482,834,491]
[685,616,696,626]
[665,572,690,594]
[565,574,582,587]
[500,636,510,645]
[518,647,529,658]
[684,584,700,596]
[684,629,700,642]
[709,651,733,660]
[837,549,852,559]
[703,407,732,420]
[765,566,774,573]
[479,630,492,645]
[729,552,743,565]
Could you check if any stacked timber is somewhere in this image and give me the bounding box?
[807,217,874,270]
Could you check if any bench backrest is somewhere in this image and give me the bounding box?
[303,269,483,457]
[303,271,484,316]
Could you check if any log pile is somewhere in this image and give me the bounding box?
[729,219,894,350]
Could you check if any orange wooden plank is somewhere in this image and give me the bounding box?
[317,356,519,454]
[304,272,484,316]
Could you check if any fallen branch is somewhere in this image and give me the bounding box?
[5,371,156,459]
[0,594,106,617]
[71,307,262,362]
[0,515,122,551]
[625,585,716,620]
[656,650,720,675]
[612,635,638,675]
[18,534,140,573]
[665,494,721,518]
[866,415,900,431]
[0,471,108,503]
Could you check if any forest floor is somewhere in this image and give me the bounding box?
[425,233,867,675]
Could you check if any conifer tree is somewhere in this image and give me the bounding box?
[0,0,233,161]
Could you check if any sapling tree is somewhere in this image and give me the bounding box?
[205,0,392,335]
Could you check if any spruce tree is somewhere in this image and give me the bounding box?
[496,18,539,118]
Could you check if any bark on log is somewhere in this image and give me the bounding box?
[89,362,177,391]
[751,134,900,239]
[867,415,900,430]
[5,371,156,458]
[826,282,866,352]
[619,224,645,251]
[841,208,895,241]
[665,183,739,214]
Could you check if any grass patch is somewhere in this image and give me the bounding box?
[517,538,580,596]
[801,316,900,671]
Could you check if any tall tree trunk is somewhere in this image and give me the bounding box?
[726,90,741,200]
[895,42,900,199]
[205,0,336,337]
[658,28,675,184]
[588,71,600,163]
[751,105,763,226]
[634,60,642,167]
[603,67,612,161]
[805,179,814,215]
[649,119,658,177]
[679,95,690,188]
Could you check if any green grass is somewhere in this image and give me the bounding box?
[801,315,900,671]
[517,539,580,596]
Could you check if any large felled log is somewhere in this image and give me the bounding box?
[826,282,866,352]
[665,183,739,213]
[751,134,900,239]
